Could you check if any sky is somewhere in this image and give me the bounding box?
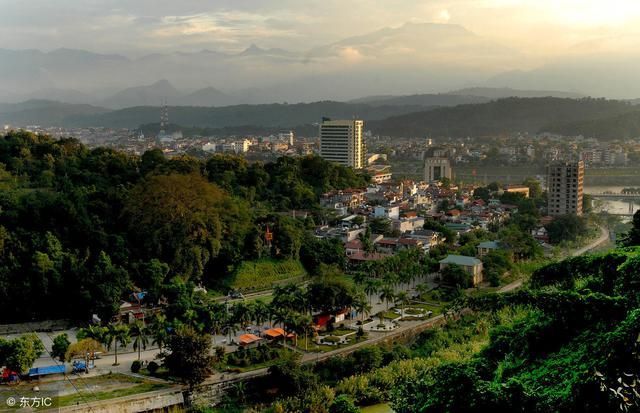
[2,0,640,58]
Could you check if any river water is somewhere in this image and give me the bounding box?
[585,186,640,216]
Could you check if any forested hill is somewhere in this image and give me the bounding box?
[368,97,637,138]
[61,101,432,129]
[0,130,368,323]
[543,110,640,140]
[4,97,640,139]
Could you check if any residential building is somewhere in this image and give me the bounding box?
[319,119,365,169]
[424,157,452,183]
[374,205,400,220]
[477,240,502,257]
[547,160,584,216]
[439,255,484,286]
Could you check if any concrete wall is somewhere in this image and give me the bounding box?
[0,320,73,335]
[57,388,184,413]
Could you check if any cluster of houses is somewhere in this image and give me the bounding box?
[314,180,545,288]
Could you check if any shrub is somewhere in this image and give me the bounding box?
[147,361,159,375]
[131,360,141,373]
[330,394,359,413]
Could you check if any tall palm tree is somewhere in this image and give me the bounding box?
[203,305,225,345]
[150,314,169,351]
[106,324,131,366]
[232,302,252,330]
[222,317,238,343]
[383,272,399,289]
[130,321,149,361]
[294,314,314,351]
[356,300,372,322]
[252,300,269,327]
[364,279,380,305]
[394,291,409,317]
[273,309,294,349]
[379,286,395,312]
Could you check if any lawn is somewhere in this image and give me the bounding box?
[295,336,365,353]
[229,258,307,292]
[330,328,355,336]
[405,302,442,315]
[377,310,401,320]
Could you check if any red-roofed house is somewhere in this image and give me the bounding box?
[238,334,262,348]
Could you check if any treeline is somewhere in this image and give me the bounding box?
[67,101,426,129]
[369,97,635,138]
[0,131,368,322]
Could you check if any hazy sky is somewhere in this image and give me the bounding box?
[2,0,640,58]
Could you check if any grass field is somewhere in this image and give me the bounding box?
[229,258,307,292]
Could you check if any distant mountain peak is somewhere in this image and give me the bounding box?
[240,44,265,55]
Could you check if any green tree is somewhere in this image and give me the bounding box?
[51,333,71,361]
[621,210,640,247]
[545,214,588,244]
[106,324,131,366]
[522,177,543,199]
[378,286,395,311]
[124,173,229,281]
[0,334,45,373]
[440,264,472,289]
[161,326,214,390]
[130,321,149,361]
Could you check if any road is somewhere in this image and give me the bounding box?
[570,225,610,257]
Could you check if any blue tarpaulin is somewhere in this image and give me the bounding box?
[28,365,65,377]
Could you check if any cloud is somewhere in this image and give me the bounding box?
[434,9,452,23]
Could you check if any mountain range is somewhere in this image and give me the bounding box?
[3,96,640,142]
[0,86,597,129]
[5,21,638,106]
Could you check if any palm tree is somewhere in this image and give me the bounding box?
[232,302,252,330]
[379,286,395,312]
[150,314,169,351]
[252,300,269,327]
[394,291,409,317]
[106,324,131,366]
[222,317,238,344]
[294,314,314,351]
[357,300,372,322]
[364,279,380,305]
[78,325,108,348]
[383,272,399,289]
[130,321,149,361]
[352,271,367,286]
[416,283,431,300]
[203,306,225,345]
[352,292,369,321]
[273,309,294,349]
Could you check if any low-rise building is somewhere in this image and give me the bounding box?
[439,254,484,286]
[476,240,502,257]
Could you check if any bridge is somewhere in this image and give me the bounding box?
[587,192,640,200]
[586,192,639,217]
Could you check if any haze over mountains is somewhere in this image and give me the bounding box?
[3,21,639,107]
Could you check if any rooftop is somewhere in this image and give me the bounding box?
[440,254,482,267]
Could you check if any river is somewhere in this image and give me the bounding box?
[585,186,640,217]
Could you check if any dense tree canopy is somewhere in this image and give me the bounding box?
[0,131,367,322]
